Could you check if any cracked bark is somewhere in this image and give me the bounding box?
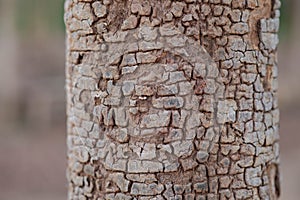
[65,0,281,199]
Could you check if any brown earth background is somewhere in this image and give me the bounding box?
[0,0,299,199]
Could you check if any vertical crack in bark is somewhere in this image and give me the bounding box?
[249,0,273,49]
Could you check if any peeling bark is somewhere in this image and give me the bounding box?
[65,0,281,199]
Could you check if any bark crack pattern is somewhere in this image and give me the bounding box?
[65,0,280,199]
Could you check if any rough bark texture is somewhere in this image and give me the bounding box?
[65,0,280,199]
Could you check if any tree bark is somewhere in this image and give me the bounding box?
[65,0,281,199]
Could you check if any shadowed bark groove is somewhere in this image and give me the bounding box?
[65,0,281,199]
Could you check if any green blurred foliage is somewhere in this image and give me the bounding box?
[280,0,293,39]
[15,0,65,35]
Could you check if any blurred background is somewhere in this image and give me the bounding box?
[0,0,299,199]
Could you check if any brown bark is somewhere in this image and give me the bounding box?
[65,0,281,199]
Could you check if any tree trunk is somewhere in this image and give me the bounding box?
[65,0,281,199]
